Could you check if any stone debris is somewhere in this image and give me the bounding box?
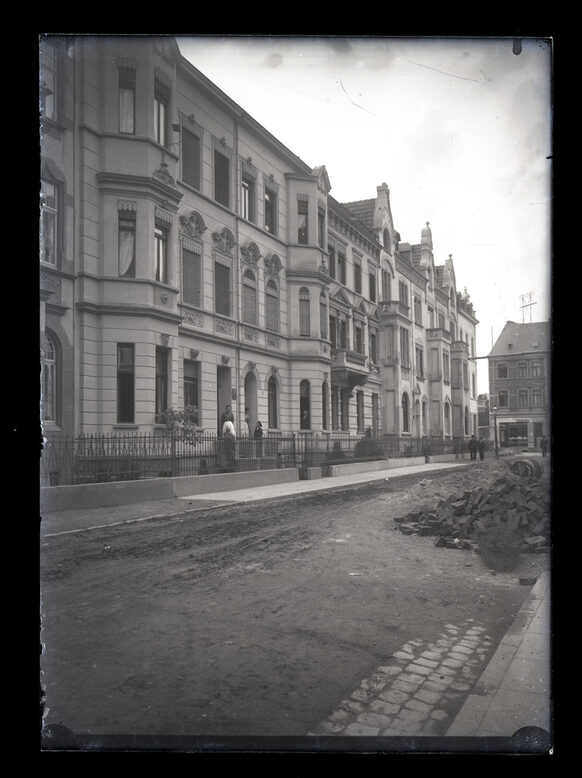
[392,467,550,554]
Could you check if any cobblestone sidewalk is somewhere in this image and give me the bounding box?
[307,619,493,737]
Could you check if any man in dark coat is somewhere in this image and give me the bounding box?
[478,437,486,461]
[468,435,478,461]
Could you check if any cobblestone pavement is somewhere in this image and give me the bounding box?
[307,619,493,737]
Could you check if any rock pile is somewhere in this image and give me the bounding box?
[393,473,550,554]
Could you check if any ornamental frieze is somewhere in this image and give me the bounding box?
[212,228,235,254]
[242,326,259,342]
[266,333,281,349]
[240,241,262,267]
[182,312,204,328]
[264,253,282,275]
[215,318,234,336]
[152,162,176,187]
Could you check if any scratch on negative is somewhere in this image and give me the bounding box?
[408,60,489,84]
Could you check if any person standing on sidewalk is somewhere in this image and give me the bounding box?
[478,437,486,461]
[254,420,263,458]
[540,435,548,457]
[468,435,478,461]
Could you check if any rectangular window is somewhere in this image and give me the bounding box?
[415,346,424,377]
[472,373,476,398]
[182,245,201,307]
[372,394,379,433]
[355,325,363,354]
[497,364,508,379]
[41,42,57,121]
[242,274,257,325]
[518,362,528,378]
[214,261,231,316]
[264,188,277,235]
[331,387,339,431]
[320,298,328,339]
[155,226,168,284]
[381,269,390,301]
[531,361,542,377]
[117,344,135,424]
[318,206,326,248]
[428,307,435,328]
[369,271,377,302]
[438,312,445,330]
[354,263,362,294]
[214,150,230,207]
[356,391,364,432]
[338,249,346,285]
[182,127,201,189]
[266,283,280,332]
[155,347,169,424]
[41,180,57,265]
[154,95,167,146]
[532,389,543,406]
[119,67,135,134]
[399,281,409,305]
[241,175,255,222]
[329,314,337,350]
[184,359,200,424]
[297,197,309,244]
[518,389,529,407]
[268,378,278,428]
[369,331,377,363]
[443,351,450,381]
[400,328,410,366]
[299,294,310,336]
[338,319,347,350]
[463,362,469,386]
[118,212,136,277]
[340,388,349,431]
[413,296,422,324]
[328,245,336,279]
[498,390,508,407]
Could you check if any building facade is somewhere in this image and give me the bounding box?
[488,321,551,450]
[40,35,479,445]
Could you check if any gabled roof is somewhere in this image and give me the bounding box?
[341,198,376,230]
[490,321,551,357]
[435,266,445,286]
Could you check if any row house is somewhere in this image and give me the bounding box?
[40,35,479,444]
[488,321,551,449]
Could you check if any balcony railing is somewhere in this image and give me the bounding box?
[427,328,452,342]
[379,301,411,319]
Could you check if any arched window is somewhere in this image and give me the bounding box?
[464,405,470,435]
[265,279,279,332]
[322,380,329,431]
[444,402,451,436]
[300,379,311,429]
[299,287,310,336]
[267,375,278,429]
[242,268,257,325]
[422,399,428,436]
[402,392,410,433]
[42,332,58,423]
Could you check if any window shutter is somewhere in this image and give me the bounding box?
[215,261,231,316]
[182,128,200,189]
[183,246,201,306]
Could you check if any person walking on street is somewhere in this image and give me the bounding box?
[540,435,548,458]
[468,435,478,461]
[478,436,486,461]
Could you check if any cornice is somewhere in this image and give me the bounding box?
[76,301,183,324]
[96,172,183,206]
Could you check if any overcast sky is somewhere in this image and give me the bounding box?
[177,36,552,393]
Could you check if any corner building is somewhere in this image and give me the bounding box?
[40,36,479,444]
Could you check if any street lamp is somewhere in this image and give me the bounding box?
[493,405,499,458]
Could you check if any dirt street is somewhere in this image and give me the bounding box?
[40,460,549,745]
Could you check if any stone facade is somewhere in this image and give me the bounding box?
[40,35,479,441]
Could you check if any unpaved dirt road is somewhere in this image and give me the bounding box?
[40,461,549,744]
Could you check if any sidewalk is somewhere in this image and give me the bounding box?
[40,460,469,536]
[446,569,551,745]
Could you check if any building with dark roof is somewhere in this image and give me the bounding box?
[489,321,551,450]
[40,35,480,457]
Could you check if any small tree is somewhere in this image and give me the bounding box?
[162,406,202,443]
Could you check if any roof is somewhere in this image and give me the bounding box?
[341,199,376,230]
[490,321,551,357]
[411,244,423,267]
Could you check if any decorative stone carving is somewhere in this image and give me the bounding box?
[155,206,173,225]
[160,293,169,304]
[266,334,281,349]
[179,210,207,238]
[215,319,233,335]
[221,355,231,365]
[264,253,282,275]
[182,312,204,328]
[152,162,176,187]
[243,327,259,342]
[190,349,200,359]
[118,199,137,212]
[247,361,257,370]
[212,228,235,254]
[240,241,261,267]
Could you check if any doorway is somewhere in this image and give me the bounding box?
[244,371,258,436]
[217,365,232,434]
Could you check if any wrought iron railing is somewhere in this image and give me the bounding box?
[40,430,477,486]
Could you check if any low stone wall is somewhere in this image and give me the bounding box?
[40,468,299,513]
[327,457,427,477]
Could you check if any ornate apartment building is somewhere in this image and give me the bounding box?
[40,35,479,442]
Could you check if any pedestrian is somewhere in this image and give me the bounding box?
[245,407,251,436]
[222,419,236,470]
[254,420,263,458]
[220,404,234,435]
[478,436,486,461]
[540,435,548,458]
[468,435,478,461]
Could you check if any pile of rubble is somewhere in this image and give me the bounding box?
[393,471,550,554]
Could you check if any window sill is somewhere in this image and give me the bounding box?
[113,424,139,430]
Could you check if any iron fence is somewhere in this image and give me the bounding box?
[40,430,480,487]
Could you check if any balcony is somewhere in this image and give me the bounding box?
[427,328,452,343]
[331,348,370,392]
[379,301,411,321]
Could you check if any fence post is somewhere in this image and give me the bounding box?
[171,427,176,477]
[292,432,296,470]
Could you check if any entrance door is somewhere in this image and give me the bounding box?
[244,371,258,436]
[217,365,232,434]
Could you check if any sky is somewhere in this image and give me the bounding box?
[177,35,552,394]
